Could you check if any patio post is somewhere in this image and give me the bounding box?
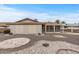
[62,25,64,32]
[45,24,47,33]
[71,26,73,32]
[54,25,55,32]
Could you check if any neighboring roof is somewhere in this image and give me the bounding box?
[0,25,8,27]
[66,24,79,26]
[0,22,11,27]
[16,18,38,22]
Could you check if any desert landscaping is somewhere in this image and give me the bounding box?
[0,33,79,54]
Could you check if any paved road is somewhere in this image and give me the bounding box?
[0,33,79,53]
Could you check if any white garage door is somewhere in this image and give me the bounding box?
[9,25,42,34]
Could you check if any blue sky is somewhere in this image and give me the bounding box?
[0,4,79,23]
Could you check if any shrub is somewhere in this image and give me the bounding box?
[38,33,41,35]
[42,43,49,47]
[4,29,10,34]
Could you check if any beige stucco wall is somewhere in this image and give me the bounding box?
[9,25,42,34]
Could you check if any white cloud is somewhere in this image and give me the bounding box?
[0,5,53,22]
[0,5,79,24]
[0,5,16,11]
[0,5,27,22]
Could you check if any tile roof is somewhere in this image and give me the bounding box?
[16,18,38,22]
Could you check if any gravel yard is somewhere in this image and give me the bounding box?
[11,40,79,54]
[0,33,78,54]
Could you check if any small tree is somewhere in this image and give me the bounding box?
[55,19,60,24]
[62,21,66,24]
[34,19,38,22]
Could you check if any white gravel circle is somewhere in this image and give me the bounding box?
[0,38,30,49]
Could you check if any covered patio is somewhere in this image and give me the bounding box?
[42,22,65,33]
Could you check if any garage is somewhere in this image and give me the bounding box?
[9,25,42,34]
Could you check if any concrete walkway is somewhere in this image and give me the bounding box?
[63,32,79,35]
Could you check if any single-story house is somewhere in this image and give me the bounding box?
[0,18,79,34]
[8,18,65,34]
